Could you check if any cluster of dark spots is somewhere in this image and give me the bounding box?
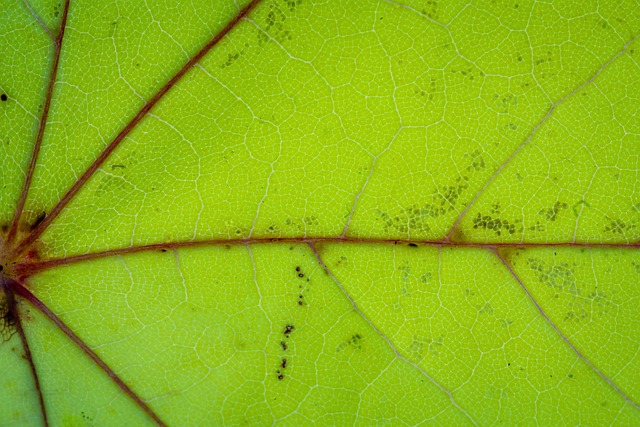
[527,221,545,232]
[284,0,302,12]
[265,224,279,234]
[420,0,438,19]
[527,258,577,294]
[527,257,612,321]
[220,51,242,69]
[278,323,296,380]
[449,65,483,81]
[284,324,294,337]
[276,358,286,379]
[258,2,292,44]
[0,94,7,102]
[376,177,469,234]
[465,150,486,172]
[492,93,518,114]
[349,334,363,350]
[472,212,520,236]
[539,201,568,222]
[336,333,365,352]
[603,217,635,234]
[534,50,554,66]
[294,266,309,306]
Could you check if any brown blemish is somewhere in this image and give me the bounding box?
[0,296,17,343]
[284,325,294,337]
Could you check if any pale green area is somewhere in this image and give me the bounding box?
[321,244,640,424]
[507,247,640,409]
[0,1,51,225]
[0,332,41,426]
[23,307,154,426]
[0,0,639,425]
[28,245,469,425]
[23,0,255,221]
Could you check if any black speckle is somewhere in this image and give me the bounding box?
[0,94,7,102]
[295,266,300,272]
[284,325,295,336]
[298,273,304,278]
[160,249,167,253]
[281,358,287,369]
[408,243,418,247]
[277,371,284,380]
[30,211,46,231]
[280,341,287,351]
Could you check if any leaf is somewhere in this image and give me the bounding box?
[1,0,639,425]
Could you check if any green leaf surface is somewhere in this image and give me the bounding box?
[1,0,639,425]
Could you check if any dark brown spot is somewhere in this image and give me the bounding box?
[295,266,300,272]
[31,211,46,231]
[408,243,418,247]
[280,341,287,351]
[0,94,7,101]
[277,373,284,380]
[298,273,304,278]
[284,325,295,336]
[281,358,287,369]
[0,300,17,343]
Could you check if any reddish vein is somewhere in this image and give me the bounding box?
[1,277,49,427]
[13,236,640,279]
[308,242,479,425]
[445,32,640,242]
[10,0,264,260]
[12,281,167,426]
[7,0,70,246]
[492,248,640,410]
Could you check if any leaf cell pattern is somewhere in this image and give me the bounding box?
[1,0,639,425]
